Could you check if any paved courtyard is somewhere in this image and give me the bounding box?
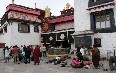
[0,56,116,73]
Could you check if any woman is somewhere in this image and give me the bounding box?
[4,47,9,63]
[71,56,83,68]
[33,45,40,65]
[92,45,100,69]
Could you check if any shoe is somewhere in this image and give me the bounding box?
[34,63,36,65]
[95,67,99,69]
[111,69,114,71]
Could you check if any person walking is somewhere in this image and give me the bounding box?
[91,45,100,69]
[42,45,47,57]
[12,45,19,63]
[33,45,40,65]
[25,46,31,64]
[4,46,9,63]
[30,46,33,61]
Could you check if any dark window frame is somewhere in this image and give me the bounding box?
[95,14,110,29]
[94,38,101,47]
[34,25,39,33]
[18,23,30,33]
[4,25,7,33]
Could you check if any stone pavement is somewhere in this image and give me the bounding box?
[0,56,116,73]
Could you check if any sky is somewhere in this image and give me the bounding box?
[0,0,74,18]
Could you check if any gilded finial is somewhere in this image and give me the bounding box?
[45,6,51,17]
[63,7,65,10]
[35,3,36,9]
[12,0,14,4]
[66,3,71,10]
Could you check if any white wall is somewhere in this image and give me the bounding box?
[0,24,11,47]
[10,22,41,47]
[74,0,90,32]
[93,33,116,57]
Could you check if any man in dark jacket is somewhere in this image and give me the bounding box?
[25,46,31,64]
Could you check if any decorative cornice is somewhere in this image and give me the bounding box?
[87,1,115,13]
[6,4,40,15]
[49,15,74,24]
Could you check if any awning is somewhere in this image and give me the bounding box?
[72,30,94,36]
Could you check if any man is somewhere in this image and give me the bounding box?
[12,45,19,63]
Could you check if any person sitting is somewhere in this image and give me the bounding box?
[109,56,116,71]
[71,56,84,68]
[61,60,67,67]
[55,56,61,64]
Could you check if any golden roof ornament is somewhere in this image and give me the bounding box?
[63,7,65,10]
[12,0,14,4]
[66,3,71,10]
[45,6,51,17]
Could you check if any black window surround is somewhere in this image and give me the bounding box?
[94,38,101,47]
[18,23,30,33]
[4,25,7,33]
[34,25,39,33]
[94,14,110,29]
[88,0,114,7]
[90,9,115,33]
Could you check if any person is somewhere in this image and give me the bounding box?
[18,47,22,63]
[30,46,33,61]
[91,45,100,69]
[21,49,25,62]
[71,56,83,68]
[9,46,13,58]
[12,45,19,63]
[109,56,116,71]
[25,46,31,64]
[4,46,9,63]
[77,45,81,54]
[33,45,40,65]
[80,45,85,56]
[42,45,47,57]
[67,46,71,54]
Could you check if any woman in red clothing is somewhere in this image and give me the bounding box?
[33,45,40,65]
[71,56,84,68]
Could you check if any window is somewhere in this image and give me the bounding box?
[0,29,3,34]
[4,25,7,33]
[94,38,101,47]
[18,23,30,33]
[95,14,110,29]
[34,25,39,32]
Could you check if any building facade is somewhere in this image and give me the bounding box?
[41,3,74,49]
[0,4,43,47]
[74,0,116,57]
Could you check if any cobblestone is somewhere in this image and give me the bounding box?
[0,56,116,73]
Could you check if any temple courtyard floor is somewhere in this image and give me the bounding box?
[0,56,116,73]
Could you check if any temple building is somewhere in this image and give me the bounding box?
[41,3,74,49]
[0,2,44,47]
[74,0,116,57]
[0,2,74,49]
